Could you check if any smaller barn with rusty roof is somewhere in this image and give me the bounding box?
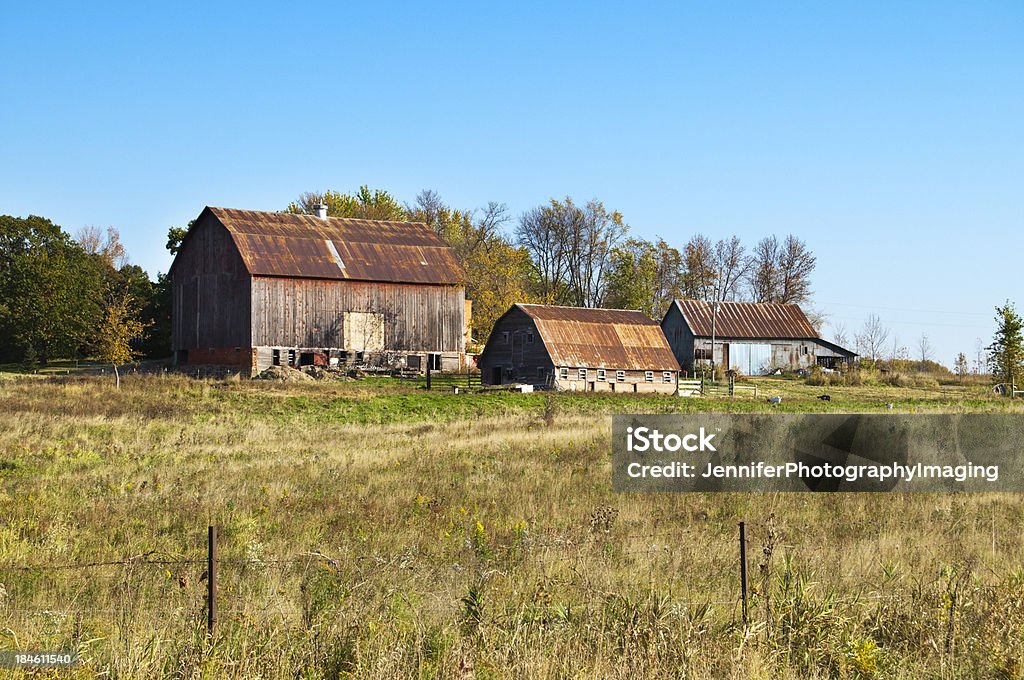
[661,299,856,375]
[478,304,680,393]
[170,205,468,375]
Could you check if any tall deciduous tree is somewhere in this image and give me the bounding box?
[918,334,933,363]
[680,234,717,301]
[75,225,128,269]
[855,314,890,363]
[0,215,104,363]
[987,301,1023,388]
[955,352,969,384]
[517,205,568,304]
[407,192,532,344]
[748,234,816,304]
[517,197,627,308]
[748,236,780,303]
[777,235,816,304]
[832,322,849,347]
[711,236,749,302]
[605,238,683,318]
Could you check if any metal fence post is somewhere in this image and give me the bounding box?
[208,525,217,638]
[739,521,749,627]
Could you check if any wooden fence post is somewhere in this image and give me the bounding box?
[739,521,749,627]
[426,364,432,390]
[207,525,217,638]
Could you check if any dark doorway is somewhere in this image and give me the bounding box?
[491,366,502,385]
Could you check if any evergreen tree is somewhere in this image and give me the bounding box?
[987,301,1023,388]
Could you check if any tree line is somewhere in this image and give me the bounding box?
[287,187,819,342]
[5,185,1019,386]
[0,215,166,372]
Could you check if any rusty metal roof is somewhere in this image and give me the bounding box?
[207,206,463,285]
[672,299,819,339]
[518,304,679,371]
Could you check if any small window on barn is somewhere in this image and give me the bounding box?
[663,371,673,383]
[502,332,509,344]
[526,331,534,344]
[645,371,654,383]
[287,349,296,365]
[694,348,711,361]
[597,369,606,381]
[616,370,625,382]
[803,346,809,355]
[559,367,568,380]
[272,349,281,366]
[578,368,588,380]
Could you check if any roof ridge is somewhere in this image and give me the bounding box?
[209,206,429,229]
[518,303,645,313]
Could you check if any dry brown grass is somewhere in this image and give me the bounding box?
[1,374,1023,678]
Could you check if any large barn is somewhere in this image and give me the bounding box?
[661,299,856,375]
[478,304,680,393]
[170,206,468,375]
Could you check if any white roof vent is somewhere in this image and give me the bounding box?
[314,203,328,220]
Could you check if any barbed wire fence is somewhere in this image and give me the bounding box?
[0,519,959,642]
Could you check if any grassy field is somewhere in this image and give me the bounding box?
[2,373,1024,678]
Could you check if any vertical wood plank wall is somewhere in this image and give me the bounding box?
[250,277,465,353]
[171,217,252,352]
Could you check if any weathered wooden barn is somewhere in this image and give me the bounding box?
[170,206,467,375]
[661,299,856,375]
[478,304,680,393]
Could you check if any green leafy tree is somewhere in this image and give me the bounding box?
[166,225,190,256]
[140,272,173,358]
[288,187,407,221]
[93,293,149,388]
[605,238,683,318]
[987,301,1023,388]
[0,215,104,364]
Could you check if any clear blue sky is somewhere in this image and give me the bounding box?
[2,2,1021,366]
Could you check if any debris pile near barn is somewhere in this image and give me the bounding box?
[254,365,314,382]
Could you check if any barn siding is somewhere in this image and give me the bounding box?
[661,304,696,371]
[687,338,852,374]
[479,307,678,391]
[171,215,251,353]
[250,277,465,354]
[477,308,555,384]
[662,302,855,373]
